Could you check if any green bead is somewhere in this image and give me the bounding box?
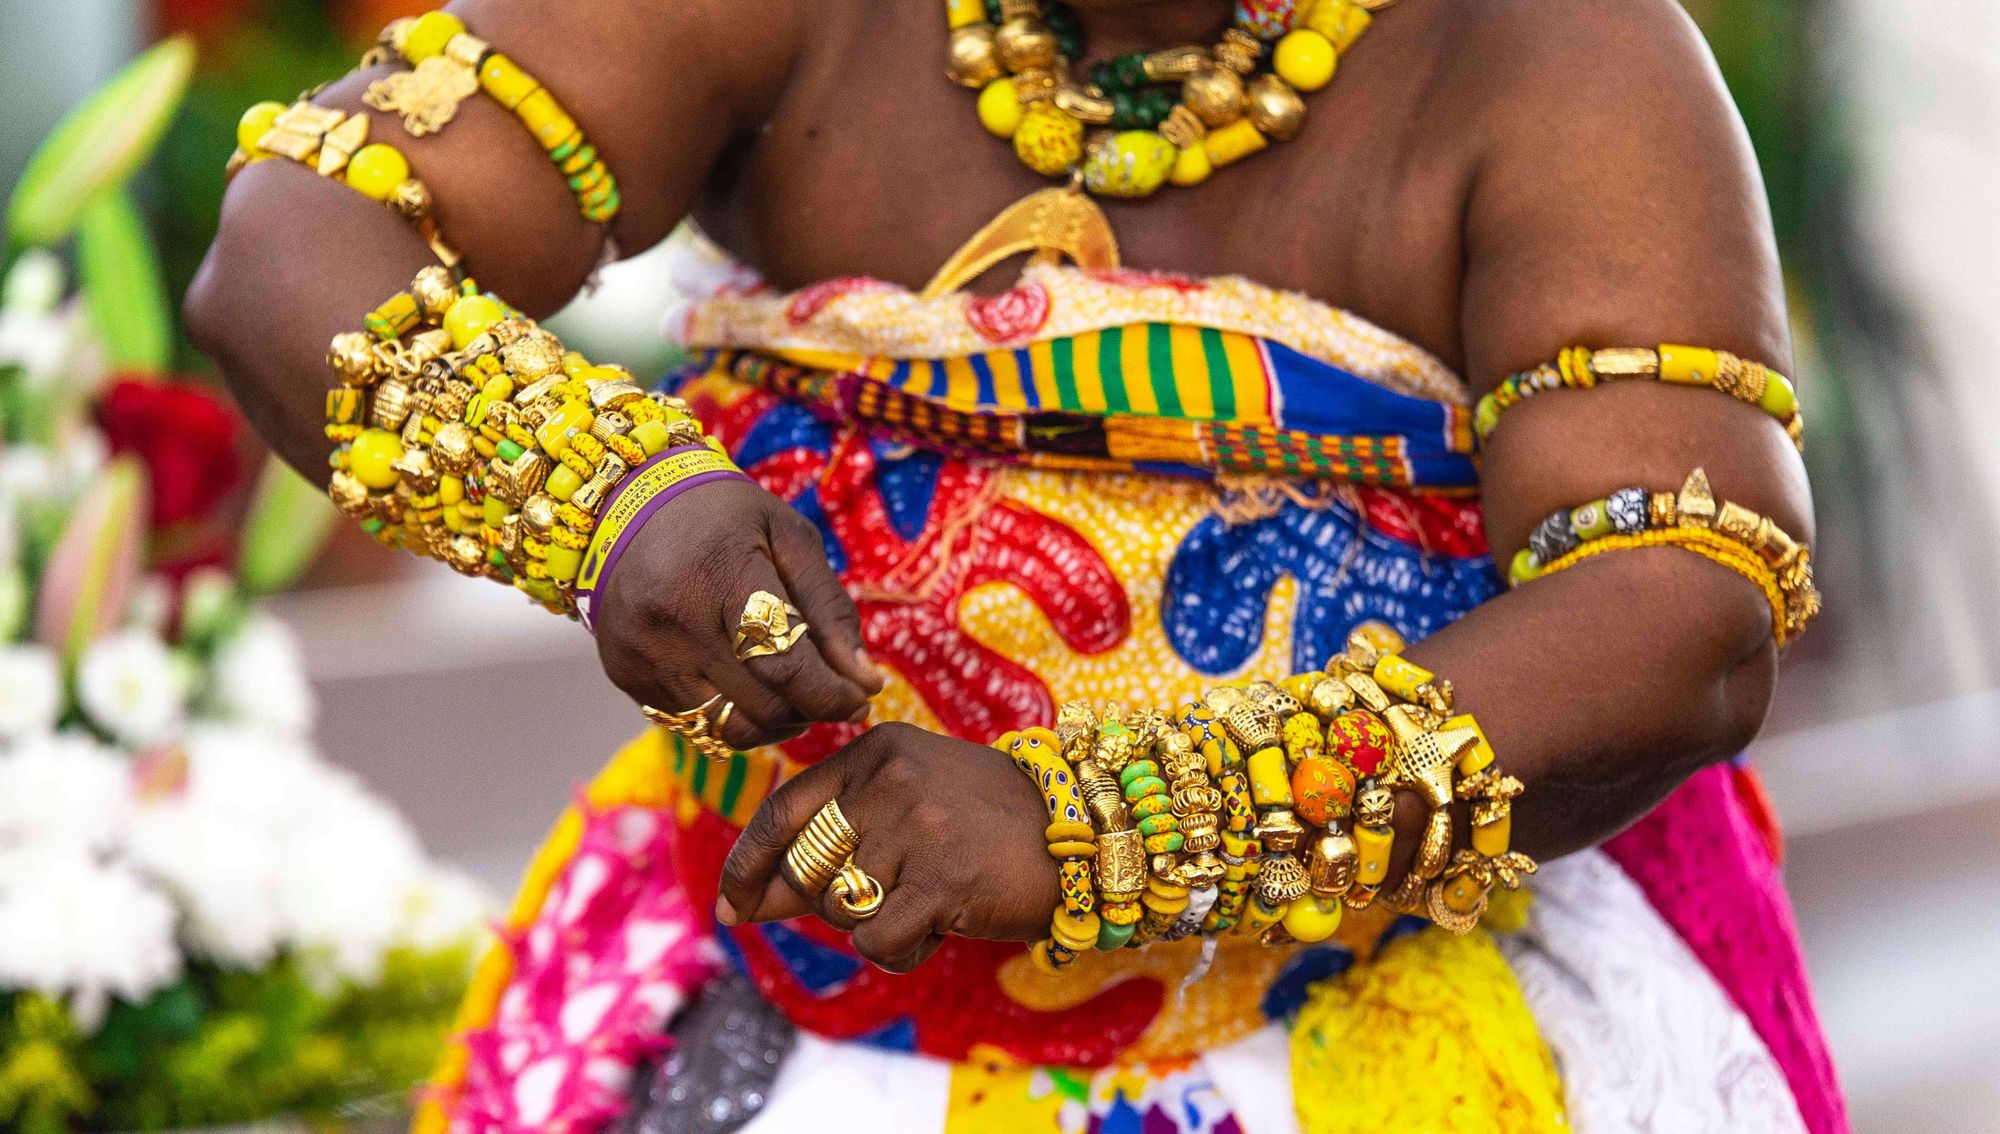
[1096,919,1137,951]
[1108,91,1138,130]
[1509,548,1540,586]
[496,439,525,462]
[1571,499,1614,541]
[1123,775,1168,800]
[1090,61,1118,91]
[1113,51,1150,89]
[1119,760,1161,786]
[1475,394,1500,438]
[1138,88,1174,126]
[984,0,1002,21]
[1137,813,1179,836]
[360,518,384,533]
[1056,30,1084,60]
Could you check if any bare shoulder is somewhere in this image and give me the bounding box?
[1418,0,1790,384]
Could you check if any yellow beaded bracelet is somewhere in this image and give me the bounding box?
[1476,344,1804,452]
[367,11,621,225]
[229,99,464,275]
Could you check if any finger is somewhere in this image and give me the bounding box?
[724,549,872,726]
[769,515,884,697]
[698,658,808,751]
[717,745,861,924]
[849,888,949,974]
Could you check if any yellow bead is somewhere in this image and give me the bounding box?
[545,543,583,583]
[1081,130,1177,198]
[439,476,465,506]
[1281,894,1344,943]
[237,101,286,154]
[1760,372,1798,418]
[630,420,671,456]
[1203,119,1269,168]
[443,295,506,350]
[1013,103,1084,177]
[1354,824,1393,886]
[1246,746,1293,808]
[1508,547,1540,585]
[1472,811,1513,858]
[945,0,986,28]
[1235,897,1285,939]
[515,88,578,151]
[441,505,471,533]
[349,429,405,490]
[479,54,541,110]
[345,144,410,202]
[1274,30,1338,92]
[535,401,595,458]
[1443,714,1497,778]
[1371,654,1435,703]
[1168,144,1213,186]
[1659,344,1721,386]
[402,10,466,62]
[1441,872,1487,916]
[1304,0,1372,53]
[977,78,1025,138]
[546,463,585,502]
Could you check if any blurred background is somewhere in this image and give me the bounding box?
[2,0,1995,1130]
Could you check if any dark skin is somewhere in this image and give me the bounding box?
[187,0,1810,972]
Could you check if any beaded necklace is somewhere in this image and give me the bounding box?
[946,0,1394,198]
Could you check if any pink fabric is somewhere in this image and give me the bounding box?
[1604,766,1849,1134]
[450,801,719,1134]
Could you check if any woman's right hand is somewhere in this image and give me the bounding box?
[594,477,883,749]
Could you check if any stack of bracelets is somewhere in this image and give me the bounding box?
[998,623,1537,971]
[322,264,745,636]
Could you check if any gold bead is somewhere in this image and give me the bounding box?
[388,178,432,223]
[1181,66,1246,128]
[409,267,457,322]
[946,23,1005,88]
[994,16,1060,73]
[1143,45,1213,82]
[1246,74,1307,141]
[327,332,377,386]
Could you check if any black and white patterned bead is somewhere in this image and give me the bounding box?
[1528,510,1580,565]
[1607,487,1649,535]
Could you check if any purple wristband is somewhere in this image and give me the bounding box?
[574,445,750,632]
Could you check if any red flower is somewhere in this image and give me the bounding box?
[95,377,244,528]
[964,282,1051,344]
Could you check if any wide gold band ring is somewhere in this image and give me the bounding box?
[736,590,810,660]
[783,800,862,894]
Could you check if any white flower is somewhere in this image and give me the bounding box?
[0,644,62,742]
[274,773,425,985]
[205,614,315,736]
[128,802,283,969]
[0,443,56,510]
[77,629,188,747]
[0,845,181,1032]
[0,731,130,850]
[1,249,65,317]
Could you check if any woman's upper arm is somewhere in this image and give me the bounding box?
[1455,0,1813,564]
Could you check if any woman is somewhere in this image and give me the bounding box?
[187,0,1841,1130]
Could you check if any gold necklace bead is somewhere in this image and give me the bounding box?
[1012,66,1060,106]
[1054,83,1118,125]
[1214,28,1263,74]
[1157,104,1209,148]
[1246,73,1307,141]
[1182,66,1247,127]
[1143,45,1212,82]
[994,16,1060,72]
[946,23,1005,88]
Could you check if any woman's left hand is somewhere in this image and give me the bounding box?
[716,722,1062,973]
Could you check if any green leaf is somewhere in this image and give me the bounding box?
[76,189,171,372]
[7,36,196,247]
[237,457,338,596]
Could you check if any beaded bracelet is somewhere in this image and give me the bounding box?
[1509,468,1821,646]
[1476,345,1804,452]
[998,728,1101,973]
[324,265,719,617]
[366,11,621,225]
[228,99,464,274]
[1022,624,1533,956]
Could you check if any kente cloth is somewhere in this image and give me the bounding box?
[416,262,1846,1134]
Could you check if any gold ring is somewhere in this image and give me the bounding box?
[736,590,810,660]
[641,695,735,761]
[784,837,845,895]
[805,799,861,855]
[829,863,885,920]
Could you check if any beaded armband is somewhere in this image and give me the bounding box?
[1509,468,1821,646]
[228,99,463,274]
[366,11,621,224]
[1013,623,1532,961]
[323,265,720,617]
[1476,345,1804,452]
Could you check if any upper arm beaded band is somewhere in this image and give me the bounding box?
[365,11,622,226]
[227,99,465,276]
[1475,345,1804,452]
[1509,467,1821,646]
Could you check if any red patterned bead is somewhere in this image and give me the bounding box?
[1330,708,1391,776]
